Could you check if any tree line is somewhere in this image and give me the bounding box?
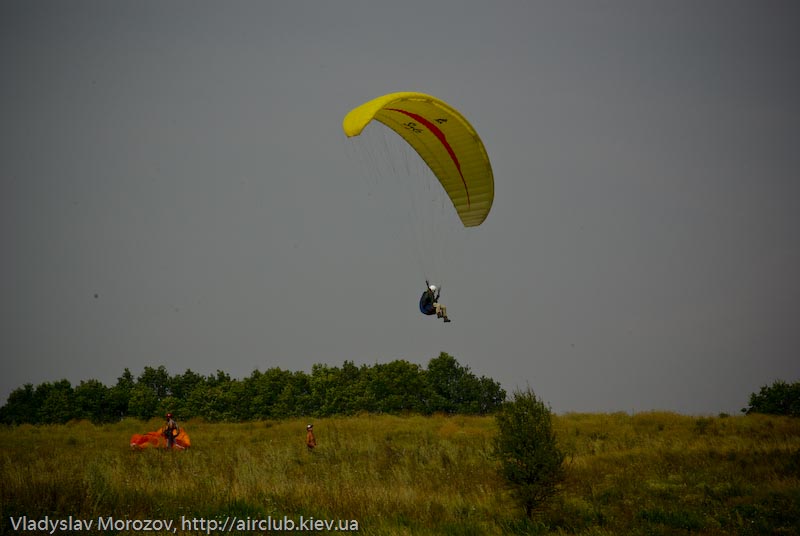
[0,352,506,425]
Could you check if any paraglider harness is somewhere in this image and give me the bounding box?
[419,280,440,316]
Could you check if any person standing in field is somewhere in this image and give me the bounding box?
[163,413,179,449]
[306,424,317,452]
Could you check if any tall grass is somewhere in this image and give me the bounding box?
[1,413,798,535]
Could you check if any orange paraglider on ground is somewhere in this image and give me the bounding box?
[130,416,191,450]
[129,429,191,450]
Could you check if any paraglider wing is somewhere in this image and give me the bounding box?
[173,428,191,448]
[343,92,494,227]
[130,428,191,450]
[130,432,162,448]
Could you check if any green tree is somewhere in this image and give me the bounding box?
[249,367,295,419]
[169,369,205,400]
[127,384,159,420]
[160,369,204,419]
[426,352,470,413]
[37,380,75,424]
[743,380,800,416]
[426,352,505,413]
[336,360,371,414]
[137,365,171,400]
[272,371,313,418]
[310,363,345,416]
[0,384,37,424]
[74,379,114,423]
[368,360,429,413]
[494,387,565,518]
[107,369,135,420]
[475,376,507,413]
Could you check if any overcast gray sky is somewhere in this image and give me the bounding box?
[2,1,798,414]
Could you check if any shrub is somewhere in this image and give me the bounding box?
[743,380,800,417]
[494,387,565,517]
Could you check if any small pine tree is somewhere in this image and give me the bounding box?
[494,387,565,517]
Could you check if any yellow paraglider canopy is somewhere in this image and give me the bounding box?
[343,92,494,227]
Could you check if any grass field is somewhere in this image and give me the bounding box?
[2,413,799,535]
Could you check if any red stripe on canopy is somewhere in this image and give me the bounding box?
[386,108,470,208]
